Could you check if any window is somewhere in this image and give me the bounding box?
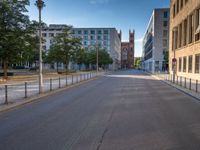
[173,4,176,18]
[84,36,88,40]
[188,14,194,44]
[183,57,187,72]
[90,36,95,40]
[84,30,88,34]
[183,18,188,46]
[78,30,82,34]
[172,27,178,50]
[188,55,193,73]
[49,33,54,37]
[97,36,102,40]
[180,0,183,9]
[84,41,88,45]
[195,54,200,73]
[97,30,102,34]
[178,23,182,48]
[104,30,109,34]
[42,33,47,37]
[90,30,95,34]
[104,36,108,40]
[177,0,179,14]
[163,30,168,38]
[179,57,182,72]
[195,8,200,41]
[163,21,168,27]
[164,11,168,18]
[163,39,167,47]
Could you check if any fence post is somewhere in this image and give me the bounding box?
[189,78,192,90]
[196,80,198,93]
[5,85,8,104]
[50,78,52,91]
[25,82,27,98]
[59,77,61,88]
[76,75,78,83]
[66,75,68,86]
[171,74,173,82]
[184,77,186,88]
[72,75,74,85]
[180,77,182,86]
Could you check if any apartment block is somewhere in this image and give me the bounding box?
[169,0,200,80]
[40,25,121,70]
[142,8,170,73]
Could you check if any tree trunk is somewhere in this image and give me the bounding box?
[3,59,8,79]
[56,62,59,73]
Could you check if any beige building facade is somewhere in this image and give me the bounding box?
[169,0,200,80]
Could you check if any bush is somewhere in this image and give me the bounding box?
[0,72,14,76]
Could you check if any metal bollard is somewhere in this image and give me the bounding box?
[72,75,74,84]
[176,76,178,84]
[5,85,8,104]
[180,77,182,86]
[189,79,192,90]
[66,76,68,86]
[50,78,52,91]
[25,82,27,98]
[76,75,78,83]
[184,77,186,88]
[59,77,61,88]
[196,80,198,93]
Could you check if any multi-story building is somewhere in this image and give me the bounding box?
[72,28,121,70]
[169,0,200,80]
[142,8,170,73]
[120,30,135,69]
[41,25,121,70]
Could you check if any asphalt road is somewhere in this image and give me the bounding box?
[1,70,200,150]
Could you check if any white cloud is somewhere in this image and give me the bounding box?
[135,38,143,43]
[89,0,110,4]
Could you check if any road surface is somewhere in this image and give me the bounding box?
[1,70,200,150]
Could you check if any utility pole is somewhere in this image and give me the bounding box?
[96,44,99,73]
[36,0,45,94]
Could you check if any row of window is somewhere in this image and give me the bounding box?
[172,7,200,50]
[42,33,61,37]
[74,30,109,35]
[42,30,110,38]
[178,54,200,73]
[77,35,109,41]
[83,41,110,46]
[173,0,188,18]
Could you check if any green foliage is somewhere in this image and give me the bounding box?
[163,51,169,64]
[46,26,82,70]
[0,0,37,78]
[134,57,141,68]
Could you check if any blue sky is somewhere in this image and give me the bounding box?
[28,0,170,57]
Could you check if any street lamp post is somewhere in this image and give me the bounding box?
[36,0,45,94]
[96,44,99,73]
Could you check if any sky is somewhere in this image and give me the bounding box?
[28,0,170,57]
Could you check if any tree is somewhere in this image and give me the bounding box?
[87,47,113,69]
[46,26,82,72]
[0,0,30,78]
[134,58,141,68]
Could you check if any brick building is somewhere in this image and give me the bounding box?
[120,30,135,69]
[169,0,200,80]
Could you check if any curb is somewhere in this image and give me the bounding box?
[147,72,200,102]
[0,76,101,113]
